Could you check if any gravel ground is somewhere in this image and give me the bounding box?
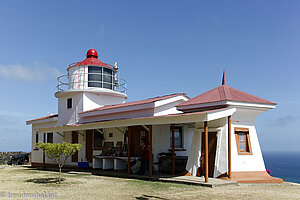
[0,165,299,200]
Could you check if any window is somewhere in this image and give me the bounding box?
[170,126,183,149]
[47,132,53,143]
[94,129,104,149]
[67,98,72,109]
[88,66,114,89]
[35,133,39,143]
[234,127,252,155]
[88,66,102,87]
[103,68,113,89]
[34,132,39,150]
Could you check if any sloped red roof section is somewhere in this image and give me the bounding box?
[70,57,112,69]
[177,85,276,108]
[40,107,233,131]
[27,114,58,123]
[80,93,188,114]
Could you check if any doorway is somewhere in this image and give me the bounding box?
[128,126,148,156]
[72,131,78,162]
[201,132,217,177]
[86,130,93,163]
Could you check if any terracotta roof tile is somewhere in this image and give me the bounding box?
[177,85,276,108]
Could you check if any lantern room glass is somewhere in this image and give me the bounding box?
[88,66,114,90]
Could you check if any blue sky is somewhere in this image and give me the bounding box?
[0,1,299,152]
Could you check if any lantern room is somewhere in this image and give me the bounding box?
[56,49,126,94]
[54,49,127,125]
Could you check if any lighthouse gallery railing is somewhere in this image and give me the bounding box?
[56,72,127,94]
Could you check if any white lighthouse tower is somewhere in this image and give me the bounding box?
[55,49,127,125]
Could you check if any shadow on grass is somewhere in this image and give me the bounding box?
[135,195,168,200]
[25,177,65,184]
[21,165,92,173]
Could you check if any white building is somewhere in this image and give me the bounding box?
[26,49,282,183]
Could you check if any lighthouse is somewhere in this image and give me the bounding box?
[55,49,127,125]
[27,48,282,183]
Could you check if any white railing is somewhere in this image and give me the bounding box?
[57,73,127,94]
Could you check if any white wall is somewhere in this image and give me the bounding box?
[32,124,84,166]
[230,108,267,172]
[78,131,87,162]
[58,91,126,126]
[231,124,266,172]
[102,127,125,145]
[83,92,125,111]
[68,66,86,90]
[60,130,87,165]
[177,126,194,157]
[154,96,187,116]
[31,121,59,164]
[58,93,83,125]
[213,119,227,177]
[193,119,227,178]
[152,124,170,165]
[152,124,194,169]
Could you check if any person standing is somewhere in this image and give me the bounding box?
[138,136,149,175]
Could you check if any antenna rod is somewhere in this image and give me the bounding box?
[222,70,225,85]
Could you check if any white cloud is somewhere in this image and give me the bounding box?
[266,115,300,127]
[0,62,62,82]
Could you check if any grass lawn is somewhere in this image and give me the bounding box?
[0,165,299,199]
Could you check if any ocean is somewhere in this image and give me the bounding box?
[263,151,300,184]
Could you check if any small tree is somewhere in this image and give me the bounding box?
[36,142,82,184]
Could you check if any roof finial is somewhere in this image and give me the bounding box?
[222,70,225,85]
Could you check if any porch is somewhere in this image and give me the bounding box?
[92,170,237,188]
[39,107,236,183]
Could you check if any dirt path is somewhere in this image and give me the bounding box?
[0,165,299,199]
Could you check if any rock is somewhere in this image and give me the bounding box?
[0,152,30,165]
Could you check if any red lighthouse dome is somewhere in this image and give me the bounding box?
[86,49,98,58]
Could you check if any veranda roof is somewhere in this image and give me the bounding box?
[38,107,236,133]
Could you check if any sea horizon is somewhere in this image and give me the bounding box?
[262,151,300,184]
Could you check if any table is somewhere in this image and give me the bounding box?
[93,156,140,170]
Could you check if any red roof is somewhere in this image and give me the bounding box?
[69,57,112,69]
[80,93,188,114]
[68,49,113,69]
[177,85,276,108]
[27,114,58,123]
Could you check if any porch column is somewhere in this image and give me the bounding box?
[204,121,208,183]
[228,116,232,179]
[43,133,46,168]
[171,124,175,176]
[149,125,153,177]
[127,127,131,174]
